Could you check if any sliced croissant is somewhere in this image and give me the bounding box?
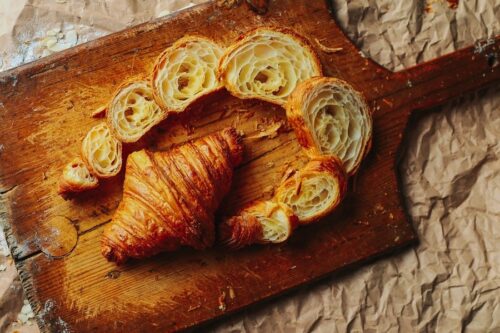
[152,36,224,113]
[81,122,122,178]
[286,77,372,175]
[107,81,165,143]
[219,200,298,249]
[101,128,243,264]
[58,157,99,197]
[275,156,347,224]
[218,27,322,106]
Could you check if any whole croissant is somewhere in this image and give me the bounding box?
[101,128,243,264]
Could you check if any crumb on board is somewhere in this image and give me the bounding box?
[228,286,236,299]
[187,304,201,312]
[262,185,274,197]
[91,106,107,118]
[218,291,227,311]
[246,121,283,140]
[314,38,343,54]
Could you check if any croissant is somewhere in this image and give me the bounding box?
[58,157,99,198]
[107,81,165,143]
[218,27,322,106]
[152,36,224,113]
[101,128,243,264]
[218,200,298,249]
[286,77,372,175]
[81,122,122,178]
[274,156,347,224]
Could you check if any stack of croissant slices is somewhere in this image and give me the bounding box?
[56,26,372,260]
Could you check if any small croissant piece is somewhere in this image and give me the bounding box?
[275,156,347,224]
[101,128,243,264]
[219,200,298,249]
[58,157,99,198]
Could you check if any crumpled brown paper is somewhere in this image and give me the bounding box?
[0,1,498,332]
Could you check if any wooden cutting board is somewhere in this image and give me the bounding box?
[0,0,498,331]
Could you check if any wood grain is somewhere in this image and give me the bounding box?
[0,0,498,332]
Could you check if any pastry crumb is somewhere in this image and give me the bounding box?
[218,291,227,311]
[315,38,343,53]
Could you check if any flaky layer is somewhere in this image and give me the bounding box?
[152,36,224,113]
[275,156,347,224]
[286,77,372,175]
[107,81,165,143]
[218,27,322,106]
[219,200,298,249]
[81,123,122,178]
[58,157,99,197]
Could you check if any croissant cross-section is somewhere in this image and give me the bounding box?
[218,27,322,106]
[286,77,372,175]
[81,122,122,178]
[152,36,224,113]
[107,81,165,143]
[101,128,243,264]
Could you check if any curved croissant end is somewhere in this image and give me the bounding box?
[107,81,165,143]
[58,157,99,198]
[286,77,372,175]
[218,27,322,106]
[81,123,122,178]
[152,36,224,113]
[219,200,298,249]
[275,156,347,224]
[101,128,243,264]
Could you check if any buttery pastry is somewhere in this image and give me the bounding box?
[275,156,347,224]
[218,27,322,106]
[107,81,165,143]
[219,200,298,249]
[286,77,372,175]
[81,122,122,178]
[152,36,224,113]
[58,157,99,197]
[101,128,243,264]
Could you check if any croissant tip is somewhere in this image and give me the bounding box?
[102,244,127,265]
[221,127,244,167]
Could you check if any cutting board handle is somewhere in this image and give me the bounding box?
[390,36,499,111]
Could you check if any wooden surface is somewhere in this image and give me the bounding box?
[0,0,498,332]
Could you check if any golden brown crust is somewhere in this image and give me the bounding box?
[286,77,372,175]
[101,127,243,264]
[219,200,298,249]
[218,26,323,106]
[106,80,166,143]
[151,35,224,113]
[58,157,99,199]
[274,155,347,224]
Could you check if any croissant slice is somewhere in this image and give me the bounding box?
[81,122,122,178]
[152,36,224,113]
[58,157,99,198]
[219,200,298,249]
[101,128,243,264]
[286,77,372,175]
[107,81,165,143]
[275,156,347,224]
[218,27,322,106]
